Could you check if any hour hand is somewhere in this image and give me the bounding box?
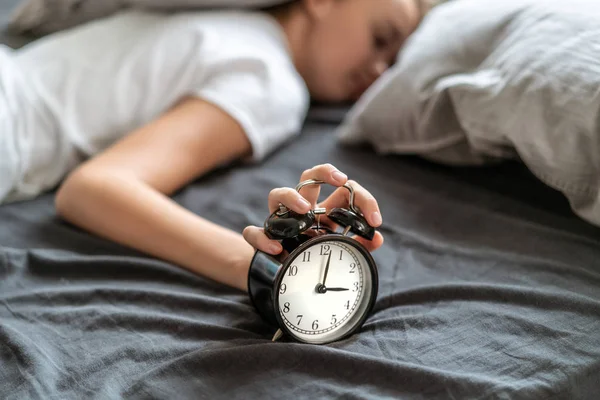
[325,287,349,292]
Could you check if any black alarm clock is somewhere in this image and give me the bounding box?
[247,179,379,344]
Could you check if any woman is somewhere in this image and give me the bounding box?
[0,0,433,290]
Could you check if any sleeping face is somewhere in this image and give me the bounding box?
[292,0,423,102]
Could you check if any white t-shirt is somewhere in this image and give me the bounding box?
[3,10,309,202]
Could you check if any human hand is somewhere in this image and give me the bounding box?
[243,164,384,255]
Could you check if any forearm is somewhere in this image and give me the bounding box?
[55,168,254,291]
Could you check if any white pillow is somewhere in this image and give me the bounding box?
[8,0,287,36]
[337,0,600,226]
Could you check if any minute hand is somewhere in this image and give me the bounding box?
[322,252,332,286]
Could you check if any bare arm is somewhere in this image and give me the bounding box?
[55,97,256,291]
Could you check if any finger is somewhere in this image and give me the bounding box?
[298,163,348,206]
[242,226,283,255]
[268,187,312,214]
[318,180,383,227]
[352,231,384,252]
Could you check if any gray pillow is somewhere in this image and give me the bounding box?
[8,0,288,36]
[337,0,600,226]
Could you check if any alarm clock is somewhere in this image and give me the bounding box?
[247,179,379,344]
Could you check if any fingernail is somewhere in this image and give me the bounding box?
[297,197,311,210]
[269,243,282,254]
[371,212,382,226]
[332,170,348,184]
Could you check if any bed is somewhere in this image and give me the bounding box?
[2,2,600,399]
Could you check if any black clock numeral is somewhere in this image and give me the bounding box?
[330,314,337,325]
[353,282,359,292]
[344,300,350,310]
[312,320,319,330]
[339,250,343,261]
[349,263,356,273]
[297,314,303,325]
[288,265,298,276]
[302,252,311,263]
[320,245,331,256]
[279,283,287,294]
[283,302,290,313]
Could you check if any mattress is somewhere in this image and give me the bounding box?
[2,2,600,399]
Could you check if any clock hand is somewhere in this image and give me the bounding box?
[322,251,332,286]
[324,287,349,292]
[316,252,333,294]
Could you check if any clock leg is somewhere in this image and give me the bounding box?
[271,329,284,342]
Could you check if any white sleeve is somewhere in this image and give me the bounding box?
[191,60,309,162]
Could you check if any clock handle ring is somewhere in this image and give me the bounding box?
[294,179,360,215]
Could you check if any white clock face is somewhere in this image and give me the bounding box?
[277,239,374,344]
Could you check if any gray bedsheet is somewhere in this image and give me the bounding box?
[2,2,600,399]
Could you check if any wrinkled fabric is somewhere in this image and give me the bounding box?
[2,122,600,400]
[2,0,600,397]
[338,0,600,227]
[7,0,287,36]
